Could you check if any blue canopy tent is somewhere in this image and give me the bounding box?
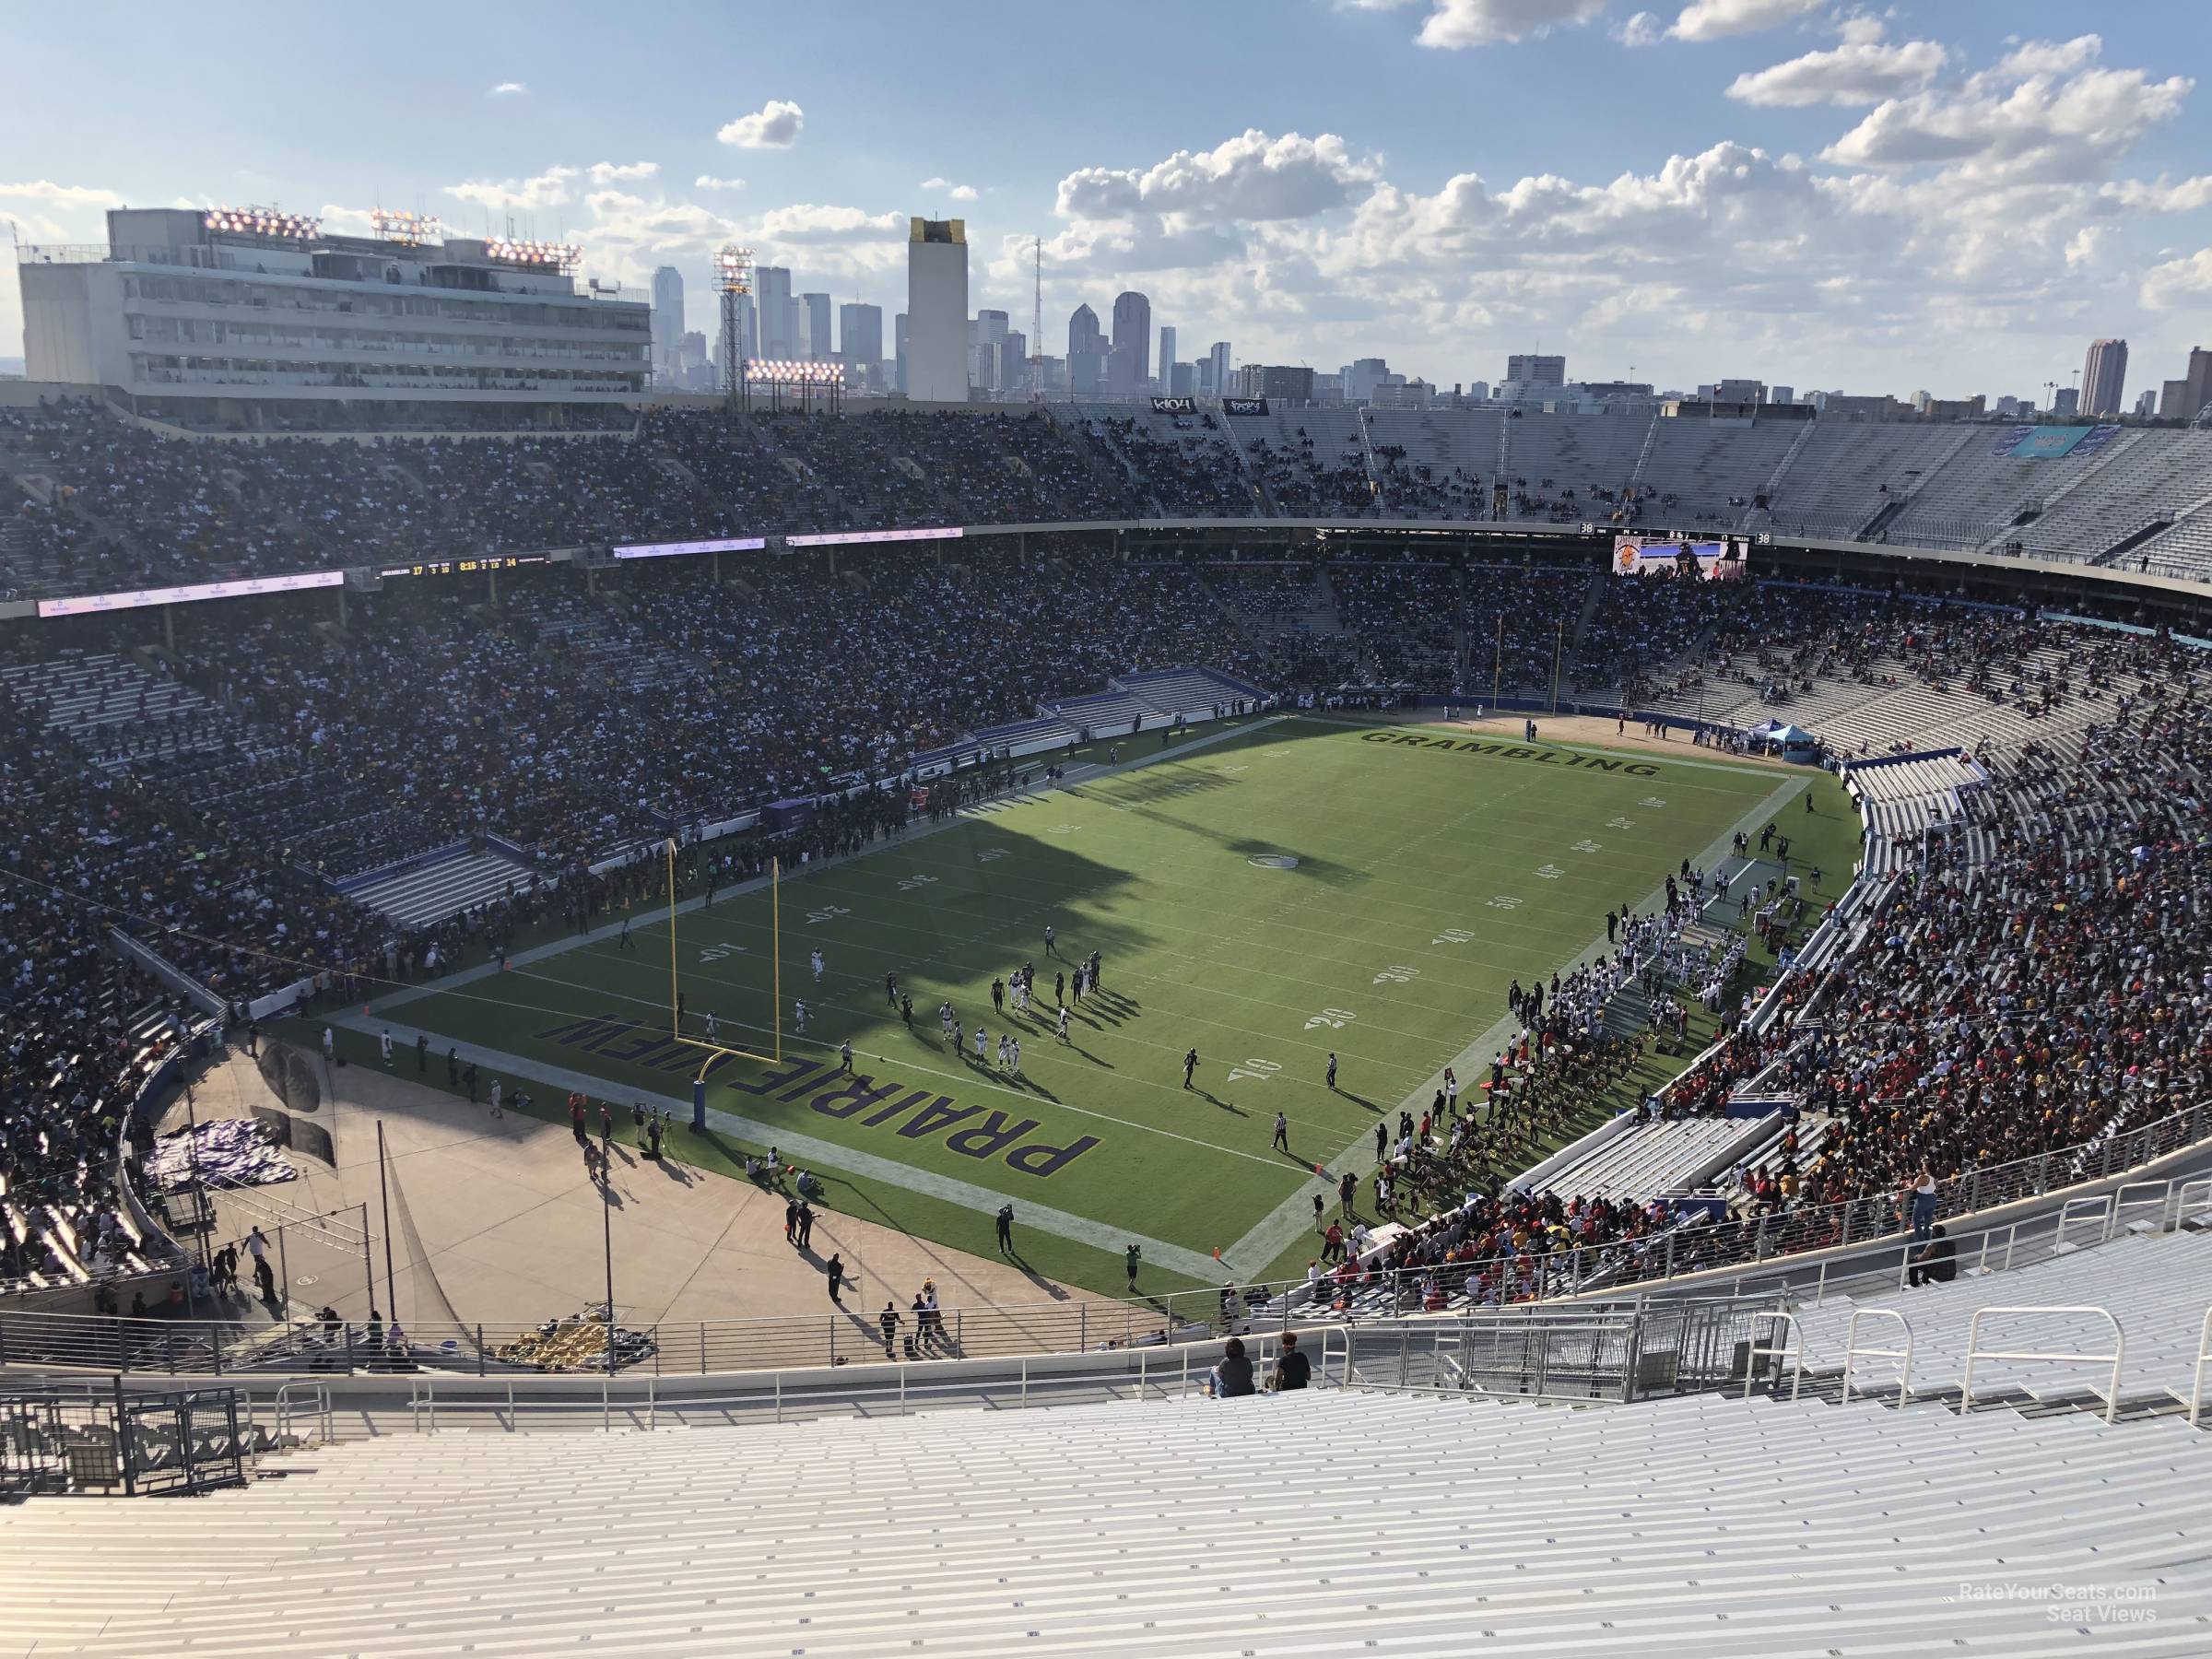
[1747,720,1819,760]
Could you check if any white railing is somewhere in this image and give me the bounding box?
[1961,1305,2125,1424]
[2192,1308,2212,1430]
[1743,1310,1806,1402]
[230,1326,1359,1443]
[1840,1308,1913,1406]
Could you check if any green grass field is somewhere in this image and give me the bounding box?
[335,716,1855,1301]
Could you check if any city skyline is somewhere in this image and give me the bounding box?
[4,2,2212,399]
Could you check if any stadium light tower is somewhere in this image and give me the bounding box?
[717,243,754,413]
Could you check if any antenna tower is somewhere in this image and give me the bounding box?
[1030,236,1045,403]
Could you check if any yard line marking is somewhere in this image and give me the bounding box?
[1218,769,1807,1278]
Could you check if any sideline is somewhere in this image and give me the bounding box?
[322,1013,1226,1285]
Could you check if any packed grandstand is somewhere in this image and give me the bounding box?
[0,391,2209,1300]
[4,376,2212,1648]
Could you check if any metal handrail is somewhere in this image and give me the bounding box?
[1961,1305,2126,1424]
[2191,1308,2212,1430]
[1744,1311,1805,1402]
[2180,1178,2212,1229]
[2054,1194,2113,1252]
[273,1380,330,1447]
[1841,1308,1913,1406]
[370,1324,1360,1434]
[2111,1181,2176,1237]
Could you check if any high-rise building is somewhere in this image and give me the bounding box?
[2134,387,2159,418]
[2051,387,2079,418]
[650,265,685,381]
[1068,303,1106,395]
[1235,364,1313,402]
[1109,291,1150,393]
[2081,338,2128,418]
[905,218,969,403]
[1506,353,1566,388]
[894,312,908,394]
[1004,329,1027,394]
[755,266,794,359]
[2156,347,2210,421]
[1170,362,1194,396]
[799,293,831,360]
[1208,342,1230,399]
[839,302,884,390]
[971,308,1010,389]
[1345,358,1388,403]
[1466,380,1489,402]
[1768,385,1794,406]
[1158,325,1176,394]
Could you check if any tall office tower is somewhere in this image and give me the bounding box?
[1068,303,1106,394]
[971,308,1010,388]
[1346,358,1388,403]
[839,302,884,390]
[650,265,685,379]
[800,293,831,360]
[755,266,794,359]
[1209,342,1230,397]
[905,218,969,402]
[2080,338,2128,418]
[1158,325,1176,394]
[894,312,908,394]
[1505,353,1566,387]
[1109,290,1150,393]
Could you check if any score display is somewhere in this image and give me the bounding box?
[378,553,553,580]
[1611,535,1750,582]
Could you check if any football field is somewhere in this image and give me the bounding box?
[341,716,1846,1300]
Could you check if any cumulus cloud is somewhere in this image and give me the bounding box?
[754,203,901,241]
[1057,130,1379,224]
[0,180,125,209]
[1726,39,1947,106]
[718,100,805,149]
[1823,52,2192,182]
[442,166,578,213]
[2142,247,2212,310]
[1669,0,1823,42]
[488,81,526,96]
[1994,35,2104,78]
[588,160,659,184]
[1616,11,1664,48]
[315,203,382,237]
[692,174,746,192]
[1406,0,1607,48]
[919,177,979,202]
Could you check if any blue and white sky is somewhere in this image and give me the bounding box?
[5,0,2211,399]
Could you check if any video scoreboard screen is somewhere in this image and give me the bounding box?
[1611,535,1750,582]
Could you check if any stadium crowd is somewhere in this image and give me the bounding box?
[6,401,2212,1315]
